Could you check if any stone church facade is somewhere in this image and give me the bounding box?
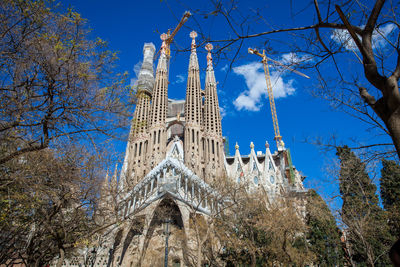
[59,32,306,267]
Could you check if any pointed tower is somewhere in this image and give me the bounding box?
[203,43,225,180]
[120,43,155,187]
[147,33,169,169]
[184,31,203,176]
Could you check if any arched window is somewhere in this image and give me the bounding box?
[254,176,259,185]
[253,160,257,171]
[270,175,275,184]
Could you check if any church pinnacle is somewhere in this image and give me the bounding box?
[120,43,155,186]
[203,43,224,180]
[184,31,203,176]
[147,33,170,170]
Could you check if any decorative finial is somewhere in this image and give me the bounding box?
[205,43,213,66]
[160,33,168,54]
[265,141,269,148]
[250,142,254,149]
[160,33,168,41]
[190,31,197,51]
[105,169,109,182]
[235,142,239,150]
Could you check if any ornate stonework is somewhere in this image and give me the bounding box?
[58,33,306,267]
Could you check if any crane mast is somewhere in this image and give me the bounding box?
[248,48,284,150]
[165,11,191,57]
[248,48,310,150]
[155,11,191,59]
[262,53,282,150]
[248,48,310,184]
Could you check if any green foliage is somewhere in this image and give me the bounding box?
[0,145,100,266]
[380,159,400,238]
[215,184,314,266]
[336,146,394,266]
[306,189,344,266]
[0,0,128,265]
[336,146,379,217]
[0,0,132,165]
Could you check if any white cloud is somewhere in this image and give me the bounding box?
[130,78,137,89]
[175,74,185,84]
[233,62,295,111]
[131,61,142,89]
[331,23,396,50]
[133,61,142,77]
[281,52,313,65]
[220,64,228,72]
[219,105,227,118]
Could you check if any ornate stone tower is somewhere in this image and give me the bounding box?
[121,43,155,187]
[203,43,224,180]
[62,34,308,267]
[184,31,203,176]
[147,33,169,171]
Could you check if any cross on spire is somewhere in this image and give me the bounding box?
[205,43,213,66]
[190,31,197,52]
[160,33,168,55]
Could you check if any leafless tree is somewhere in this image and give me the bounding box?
[167,0,400,160]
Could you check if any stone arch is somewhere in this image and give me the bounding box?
[106,229,123,267]
[167,121,184,142]
[138,196,188,266]
[118,216,145,265]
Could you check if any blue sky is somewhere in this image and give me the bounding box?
[63,0,395,210]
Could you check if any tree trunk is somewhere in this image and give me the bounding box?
[196,244,202,267]
[250,252,257,267]
[196,228,203,267]
[56,247,65,267]
[359,80,400,160]
[385,108,400,160]
[367,247,375,267]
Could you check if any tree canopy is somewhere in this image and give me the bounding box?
[0,0,133,165]
[336,145,394,266]
[169,0,400,160]
[0,0,133,265]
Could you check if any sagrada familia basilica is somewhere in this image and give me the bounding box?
[60,31,306,266]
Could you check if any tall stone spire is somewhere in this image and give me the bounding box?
[184,31,203,176]
[132,43,156,136]
[203,43,224,180]
[120,43,155,188]
[147,33,169,169]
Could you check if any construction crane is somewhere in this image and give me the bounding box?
[248,48,309,184]
[248,48,309,150]
[155,11,191,59]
